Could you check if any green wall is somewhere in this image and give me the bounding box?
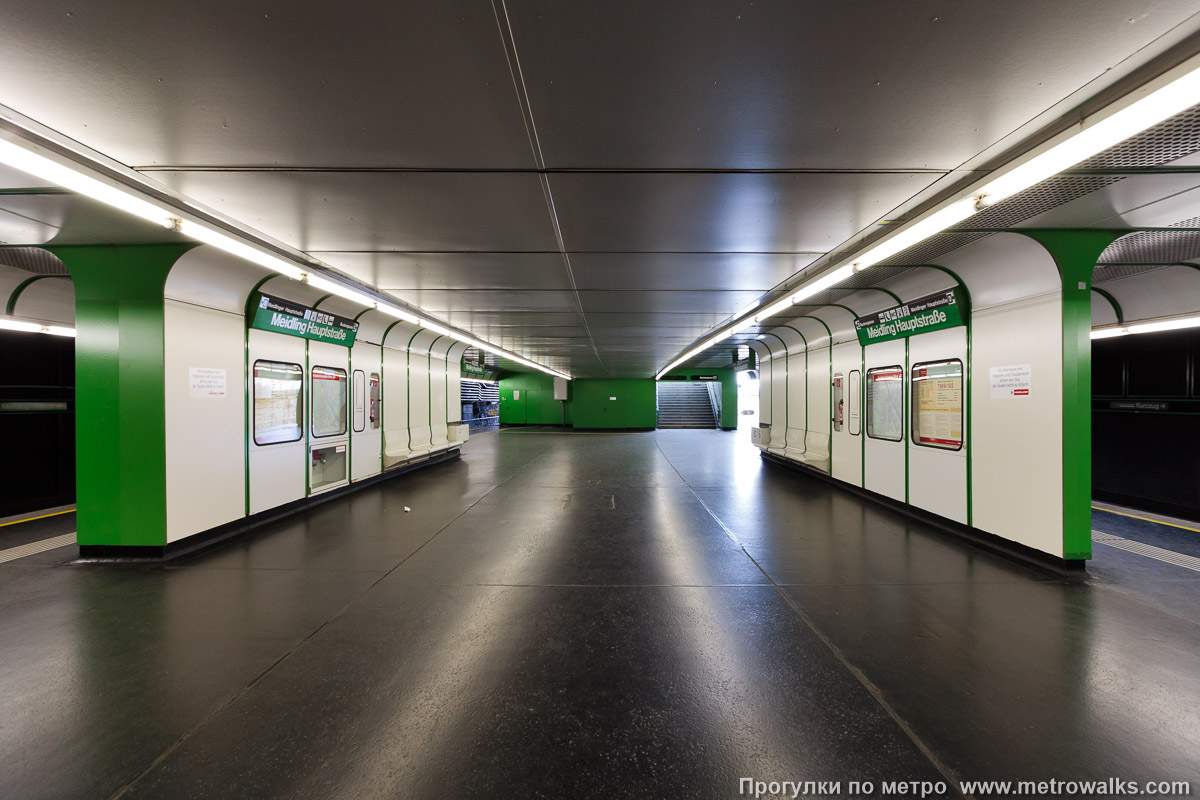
[499,374,656,429]
[571,380,656,428]
[499,372,571,425]
[661,367,739,429]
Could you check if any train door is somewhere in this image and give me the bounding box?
[248,329,307,513]
[862,340,907,502]
[308,340,350,494]
[350,342,382,480]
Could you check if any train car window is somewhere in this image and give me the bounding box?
[352,369,366,432]
[866,366,904,441]
[369,373,381,428]
[911,359,963,451]
[311,366,348,438]
[253,360,303,446]
[848,370,861,436]
[832,373,844,432]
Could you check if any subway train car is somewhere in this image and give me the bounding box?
[1,246,469,555]
[748,232,1200,565]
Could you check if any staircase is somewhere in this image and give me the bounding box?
[657,382,717,429]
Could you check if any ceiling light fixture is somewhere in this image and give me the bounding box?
[657,51,1200,380]
[0,119,570,380]
[0,316,75,336]
[1092,313,1200,339]
[0,135,176,228]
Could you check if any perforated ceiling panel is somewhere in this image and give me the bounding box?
[0,247,67,275]
[1092,264,1175,284]
[953,176,1125,229]
[1098,227,1200,264]
[1075,105,1200,169]
[877,232,995,268]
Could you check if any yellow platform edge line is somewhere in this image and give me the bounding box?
[1091,505,1200,534]
[0,508,77,528]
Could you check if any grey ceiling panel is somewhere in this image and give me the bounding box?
[588,327,695,340]
[568,252,816,291]
[3,1,1200,378]
[317,252,573,292]
[0,0,533,168]
[430,311,587,329]
[156,171,559,252]
[578,290,762,314]
[385,289,580,314]
[551,172,939,253]
[453,325,588,338]
[506,0,1200,169]
[581,312,728,330]
[0,207,58,246]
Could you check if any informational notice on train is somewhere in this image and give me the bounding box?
[189,367,227,399]
[913,362,962,447]
[989,364,1032,398]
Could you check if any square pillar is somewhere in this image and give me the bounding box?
[49,244,194,553]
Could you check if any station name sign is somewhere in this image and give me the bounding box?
[462,361,486,375]
[854,289,967,345]
[250,294,359,347]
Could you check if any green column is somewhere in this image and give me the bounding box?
[1021,231,1121,561]
[48,244,194,550]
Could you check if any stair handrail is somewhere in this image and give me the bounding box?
[706,381,721,428]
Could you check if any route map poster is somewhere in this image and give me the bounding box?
[867,367,904,441]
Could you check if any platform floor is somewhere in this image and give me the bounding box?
[2,430,1198,798]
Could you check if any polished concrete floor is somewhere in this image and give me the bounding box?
[2,430,1199,799]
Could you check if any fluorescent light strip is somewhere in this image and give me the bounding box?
[176,221,307,280]
[0,317,75,336]
[1091,314,1200,339]
[657,53,1200,378]
[0,129,570,379]
[303,273,380,309]
[0,136,175,228]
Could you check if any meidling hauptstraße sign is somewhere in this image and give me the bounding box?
[854,289,967,345]
[250,293,359,346]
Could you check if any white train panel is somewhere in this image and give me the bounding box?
[970,292,1064,556]
[407,332,434,458]
[829,341,862,485]
[784,348,807,460]
[805,341,831,473]
[382,344,412,469]
[350,342,383,480]
[164,300,245,542]
[247,328,307,513]
[429,337,451,453]
[862,339,906,502]
[906,325,968,525]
